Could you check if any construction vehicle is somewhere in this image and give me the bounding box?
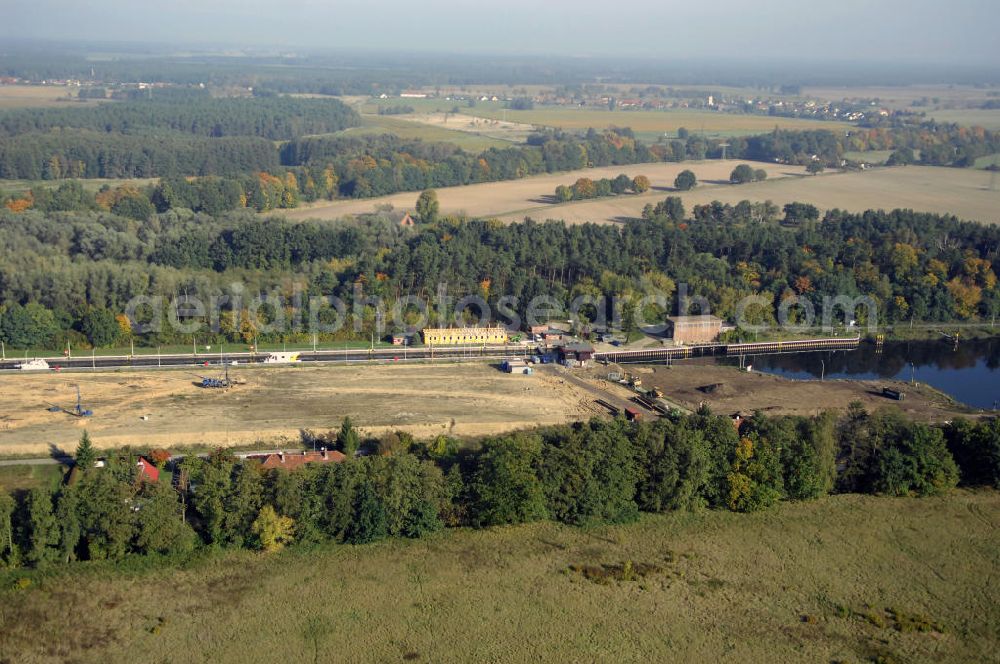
[199,358,234,389]
[647,386,664,399]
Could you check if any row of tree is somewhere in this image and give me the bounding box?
[554,174,650,201]
[1,407,997,567]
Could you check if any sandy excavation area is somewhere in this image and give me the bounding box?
[0,363,593,457]
[278,160,807,223]
[594,362,971,421]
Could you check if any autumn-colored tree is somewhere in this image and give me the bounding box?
[149,449,171,468]
[947,278,982,318]
[252,505,295,552]
[115,313,132,339]
[571,178,596,199]
[5,191,33,212]
[631,175,650,193]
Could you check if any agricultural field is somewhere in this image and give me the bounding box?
[364,98,854,139]
[0,363,593,458]
[927,109,1000,130]
[0,84,108,109]
[0,177,158,195]
[842,149,895,164]
[462,105,853,139]
[328,114,517,152]
[280,160,807,223]
[803,84,1000,111]
[495,165,1000,226]
[2,489,997,662]
[280,162,999,227]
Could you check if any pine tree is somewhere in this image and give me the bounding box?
[337,417,360,457]
[75,430,97,472]
[24,488,60,565]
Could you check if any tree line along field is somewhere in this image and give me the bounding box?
[281,161,999,227]
[1,490,996,662]
[279,160,808,222]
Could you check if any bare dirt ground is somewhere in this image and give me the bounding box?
[499,165,1000,226]
[595,362,971,421]
[278,160,807,222]
[0,363,592,457]
[407,111,537,143]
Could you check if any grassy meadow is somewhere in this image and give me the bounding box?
[1,490,997,663]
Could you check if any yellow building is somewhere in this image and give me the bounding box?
[422,326,509,345]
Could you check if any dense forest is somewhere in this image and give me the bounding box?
[0,95,360,140]
[0,406,997,567]
[0,95,358,179]
[0,202,997,349]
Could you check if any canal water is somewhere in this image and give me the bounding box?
[719,337,1000,410]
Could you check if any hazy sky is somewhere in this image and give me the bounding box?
[2,0,998,63]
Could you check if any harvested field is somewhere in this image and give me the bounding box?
[279,160,807,222]
[602,362,970,420]
[497,165,1000,226]
[0,85,108,109]
[2,490,997,662]
[0,363,592,457]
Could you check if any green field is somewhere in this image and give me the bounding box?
[973,153,1000,169]
[0,464,66,493]
[1,490,997,662]
[333,115,517,151]
[927,108,1000,130]
[0,177,157,195]
[843,150,895,164]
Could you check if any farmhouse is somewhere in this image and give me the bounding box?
[666,315,724,345]
[253,449,346,471]
[136,457,160,483]
[422,326,508,345]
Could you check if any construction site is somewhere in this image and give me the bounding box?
[0,362,595,457]
[0,351,970,458]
